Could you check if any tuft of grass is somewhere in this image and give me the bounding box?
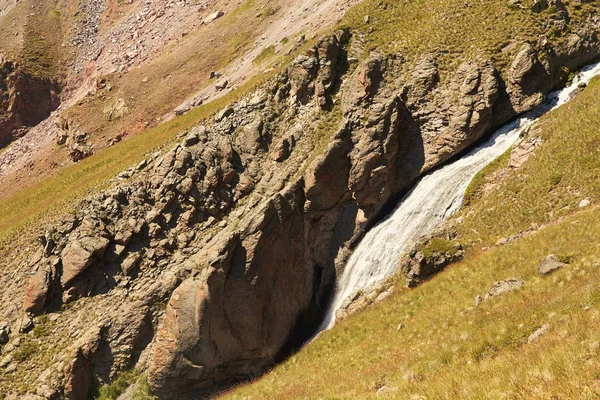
[33,315,52,338]
[94,371,155,400]
[253,45,276,65]
[12,341,38,362]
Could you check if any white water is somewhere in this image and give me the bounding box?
[322,61,600,329]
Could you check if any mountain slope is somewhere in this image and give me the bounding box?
[0,0,598,398]
[222,76,600,400]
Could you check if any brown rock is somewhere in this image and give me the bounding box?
[150,183,311,397]
[538,254,568,275]
[61,236,109,286]
[23,267,51,314]
[63,326,104,400]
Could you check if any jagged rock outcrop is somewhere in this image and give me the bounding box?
[0,61,60,146]
[7,21,600,399]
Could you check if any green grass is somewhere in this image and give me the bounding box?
[220,61,600,400]
[32,315,52,338]
[93,370,155,400]
[459,77,600,244]
[420,237,459,258]
[12,341,38,362]
[339,0,594,79]
[223,205,600,399]
[253,45,276,65]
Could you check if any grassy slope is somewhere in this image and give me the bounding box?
[63,0,282,153]
[220,80,600,399]
[459,79,600,244]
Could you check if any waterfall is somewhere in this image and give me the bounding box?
[321,61,600,330]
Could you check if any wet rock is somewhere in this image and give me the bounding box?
[485,278,525,298]
[538,254,568,275]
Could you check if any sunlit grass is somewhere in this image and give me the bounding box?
[460,77,600,244]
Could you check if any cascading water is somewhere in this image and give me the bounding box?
[321,61,600,330]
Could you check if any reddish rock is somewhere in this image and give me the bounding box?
[23,267,52,314]
[61,236,110,287]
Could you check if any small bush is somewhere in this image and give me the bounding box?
[13,341,37,362]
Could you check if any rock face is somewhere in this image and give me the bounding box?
[7,23,600,399]
[150,184,312,395]
[0,61,61,146]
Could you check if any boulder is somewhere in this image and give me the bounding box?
[23,267,52,314]
[61,236,110,286]
[485,278,525,298]
[538,254,568,275]
[203,11,224,24]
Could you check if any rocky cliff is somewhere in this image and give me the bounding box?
[0,12,599,400]
[0,60,60,147]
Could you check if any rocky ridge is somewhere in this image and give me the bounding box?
[0,19,599,400]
